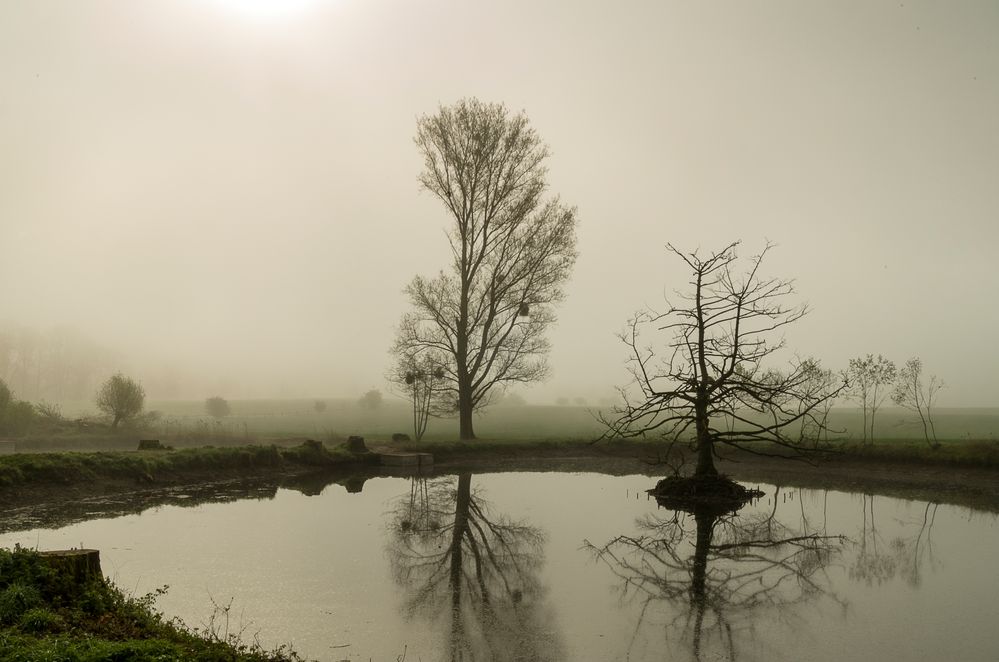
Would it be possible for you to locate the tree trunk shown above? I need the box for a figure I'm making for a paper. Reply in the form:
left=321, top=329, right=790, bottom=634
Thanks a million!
left=459, top=405, right=475, bottom=440
left=39, top=549, right=103, bottom=583
left=449, top=473, right=472, bottom=654
left=689, top=509, right=714, bottom=659
left=693, top=397, right=717, bottom=477
left=457, top=378, right=476, bottom=440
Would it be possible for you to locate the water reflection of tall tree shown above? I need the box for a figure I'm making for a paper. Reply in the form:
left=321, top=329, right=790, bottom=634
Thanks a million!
left=586, top=490, right=844, bottom=661
left=387, top=473, right=565, bottom=661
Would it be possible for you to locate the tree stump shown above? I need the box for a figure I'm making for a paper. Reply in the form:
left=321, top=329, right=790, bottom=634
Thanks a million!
left=346, top=436, right=368, bottom=453
left=302, top=439, right=324, bottom=452
left=38, top=549, right=103, bottom=583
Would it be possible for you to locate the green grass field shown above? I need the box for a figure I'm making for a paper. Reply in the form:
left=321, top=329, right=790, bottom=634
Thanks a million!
left=38, top=399, right=999, bottom=445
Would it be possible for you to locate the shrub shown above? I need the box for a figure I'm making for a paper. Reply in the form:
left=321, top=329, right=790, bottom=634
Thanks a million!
left=205, top=396, right=231, bottom=419
left=17, top=607, right=65, bottom=634
left=0, top=582, right=42, bottom=625
left=95, top=373, right=145, bottom=429
left=0, top=379, right=35, bottom=436
left=34, top=401, right=63, bottom=422
left=0, top=400, right=35, bottom=437
left=357, top=389, right=383, bottom=410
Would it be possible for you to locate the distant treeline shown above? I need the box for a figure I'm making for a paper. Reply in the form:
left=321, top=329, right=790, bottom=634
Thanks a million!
left=0, top=323, right=118, bottom=402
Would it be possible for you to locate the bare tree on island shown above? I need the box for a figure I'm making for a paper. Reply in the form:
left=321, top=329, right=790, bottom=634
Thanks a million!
left=602, top=242, right=845, bottom=488
left=393, top=99, right=578, bottom=440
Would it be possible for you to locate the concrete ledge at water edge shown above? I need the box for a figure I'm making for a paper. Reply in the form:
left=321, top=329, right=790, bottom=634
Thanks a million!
left=376, top=450, right=434, bottom=468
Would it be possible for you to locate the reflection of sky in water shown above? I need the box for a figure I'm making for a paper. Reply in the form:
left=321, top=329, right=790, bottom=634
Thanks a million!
left=1, top=473, right=997, bottom=661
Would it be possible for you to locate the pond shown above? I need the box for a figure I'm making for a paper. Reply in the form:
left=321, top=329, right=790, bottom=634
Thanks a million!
left=2, top=470, right=998, bottom=661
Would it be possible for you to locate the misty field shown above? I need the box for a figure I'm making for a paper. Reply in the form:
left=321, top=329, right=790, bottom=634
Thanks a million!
left=43, top=399, right=999, bottom=445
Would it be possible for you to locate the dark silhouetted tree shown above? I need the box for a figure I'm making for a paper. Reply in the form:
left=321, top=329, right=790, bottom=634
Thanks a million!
left=393, top=98, right=578, bottom=440
left=95, top=373, right=145, bottom=429
left=603, top=242, right=845, bottom=477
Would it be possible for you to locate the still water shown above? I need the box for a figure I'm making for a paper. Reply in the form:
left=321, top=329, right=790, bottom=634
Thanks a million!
left=2, top=471, right=997, bottom=661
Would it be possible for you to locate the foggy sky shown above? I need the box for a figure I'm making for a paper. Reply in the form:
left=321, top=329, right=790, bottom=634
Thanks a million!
left=2, top=0, right=997, bottom=406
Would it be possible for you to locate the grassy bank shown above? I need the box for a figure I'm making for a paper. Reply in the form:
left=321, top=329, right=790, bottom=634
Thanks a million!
left=1, top=436, right=998, bottom=497
left=0, top=547, right=303, bottom=661
left=0, top=442, right=359, bottom=490
left=391, top=435, right=999, bottom=469
left=833, top=439, right=999, bottom=468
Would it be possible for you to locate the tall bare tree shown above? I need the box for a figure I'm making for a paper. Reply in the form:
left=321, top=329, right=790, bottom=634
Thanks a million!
left=602, top=242, right=844, bottom=478
left=846, top=354, right=896, bottom=444
left=393, top=99, right=578, bottom=440
left=892, top=357, right=944, bottom=448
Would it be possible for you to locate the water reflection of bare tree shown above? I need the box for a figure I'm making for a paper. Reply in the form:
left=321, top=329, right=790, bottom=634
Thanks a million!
left=387, top=474, right=565, bottom=661
left=586, top=493, right=844, bottom=661
left=849, top=494, right=940, bottom=588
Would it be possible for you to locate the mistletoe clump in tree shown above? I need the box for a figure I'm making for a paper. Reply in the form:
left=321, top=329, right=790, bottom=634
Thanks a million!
left=603, top=242, right=844, bottom=501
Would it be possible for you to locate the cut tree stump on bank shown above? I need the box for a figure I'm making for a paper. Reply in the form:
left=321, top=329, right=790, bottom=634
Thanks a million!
left=38, top=549, right=103, bottom=583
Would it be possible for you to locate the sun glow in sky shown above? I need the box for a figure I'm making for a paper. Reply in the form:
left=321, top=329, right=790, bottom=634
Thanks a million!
left=1, top=0, right=997, bottom=405
left=211, top=0, right=324, bottom=20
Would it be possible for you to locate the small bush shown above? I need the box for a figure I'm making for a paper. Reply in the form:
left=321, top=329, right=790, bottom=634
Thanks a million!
left=17, top=607, right=65, bottom=634
left=0, top=400, right=35, bottom=436
left=205, top=396, right=231, bottom=419
left=33, top=401, right=63, bottom=422
left=0, top=582, right=43, bottom=625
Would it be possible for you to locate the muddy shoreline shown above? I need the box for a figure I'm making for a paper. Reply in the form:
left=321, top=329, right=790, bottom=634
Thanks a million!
left=2, top=445, right=997, bottom=535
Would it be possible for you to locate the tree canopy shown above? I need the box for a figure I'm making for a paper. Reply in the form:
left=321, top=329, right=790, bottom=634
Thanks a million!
left=604, top=242, right=844, bottom=476
left=393, top=98, right=578, bottom=440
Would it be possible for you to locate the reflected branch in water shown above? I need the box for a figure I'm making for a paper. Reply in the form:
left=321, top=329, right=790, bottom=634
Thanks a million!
left=386, top=474, right=565, bottom=661
left=585, top=492, right=845, bottom=661
left=849, top=495, right=941, bottom=588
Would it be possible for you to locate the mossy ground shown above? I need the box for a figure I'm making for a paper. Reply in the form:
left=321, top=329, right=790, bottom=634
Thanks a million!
left=0, top=441, right=359, bottom=490
left=0, top=547, right=302, bottom=661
